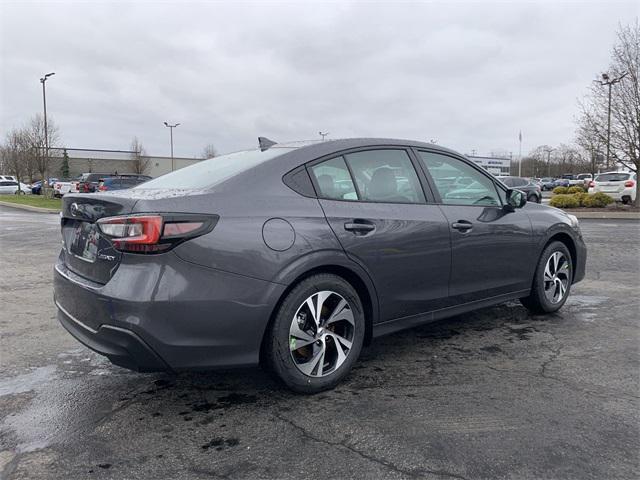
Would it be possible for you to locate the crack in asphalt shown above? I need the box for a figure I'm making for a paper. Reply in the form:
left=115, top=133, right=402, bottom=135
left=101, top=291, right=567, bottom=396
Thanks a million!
left=273, top=412, right=470, bottom=480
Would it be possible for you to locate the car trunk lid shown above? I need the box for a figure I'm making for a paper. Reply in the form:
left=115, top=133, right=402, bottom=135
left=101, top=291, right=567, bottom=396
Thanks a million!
left=60, top=193, right=140, bottom=285
left=60, top=189, right=213, bottom=284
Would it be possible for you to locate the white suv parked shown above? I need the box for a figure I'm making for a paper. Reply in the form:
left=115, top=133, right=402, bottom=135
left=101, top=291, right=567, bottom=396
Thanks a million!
left=588, top=172, right=637, bottom=204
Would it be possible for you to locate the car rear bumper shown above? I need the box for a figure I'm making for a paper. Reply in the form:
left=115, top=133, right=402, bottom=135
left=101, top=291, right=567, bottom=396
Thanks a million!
left=57, top=301, right=169, bottom=372
left=53, top=251, right=286, bottom=372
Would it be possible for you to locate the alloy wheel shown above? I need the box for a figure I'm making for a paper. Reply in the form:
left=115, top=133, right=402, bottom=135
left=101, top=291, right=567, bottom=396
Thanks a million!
left=289, top=290, right=355, bottom=377
left=543, top=251, right=570, bottom=304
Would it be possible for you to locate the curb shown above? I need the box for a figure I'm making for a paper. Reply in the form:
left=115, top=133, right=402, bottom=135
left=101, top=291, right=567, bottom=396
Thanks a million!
left=0, top=200, right=60, bottom=214
left=567, top=211, right=640, bottom=220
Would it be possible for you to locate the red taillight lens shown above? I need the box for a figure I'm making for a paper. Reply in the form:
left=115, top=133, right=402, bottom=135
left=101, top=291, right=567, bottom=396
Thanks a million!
left=98, top=215, right=162, bottom=247
left=588, top=181, right=595, bottom=188
left=163, top=222, right=204, bottom=237
left=98, top=185, right=107, bottom=191
left=624, top=180, right=635, bottom=188
left=96, top=214, right=217, bottom=253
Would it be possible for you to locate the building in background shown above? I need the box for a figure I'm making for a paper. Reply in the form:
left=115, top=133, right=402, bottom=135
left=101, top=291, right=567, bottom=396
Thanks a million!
left=466, top=155, right=511, bottom=176
left=48, top=147, right=202, bottom=178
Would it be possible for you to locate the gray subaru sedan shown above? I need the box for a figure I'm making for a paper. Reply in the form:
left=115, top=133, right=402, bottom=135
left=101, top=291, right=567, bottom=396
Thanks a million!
left=53, top=138, right=586, bottom=393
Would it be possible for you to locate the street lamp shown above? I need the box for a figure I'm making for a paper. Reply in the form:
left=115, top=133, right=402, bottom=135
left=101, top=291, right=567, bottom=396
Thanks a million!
left=164, top=122, right=180, bottom=171
left=40, top=72, right=55, bottom=192
left=598, top=71, right=628, bottom=169
left=544, top=147, right=554, bottom=177
left=319, top=131, right=329, bottom=141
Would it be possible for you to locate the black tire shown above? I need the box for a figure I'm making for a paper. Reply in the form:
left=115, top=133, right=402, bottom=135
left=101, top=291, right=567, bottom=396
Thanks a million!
left=527, top=193, right=539, bottom=203
left=265, top=274, right=365, bottom=394
left=520, top=241, right=573, bottom=314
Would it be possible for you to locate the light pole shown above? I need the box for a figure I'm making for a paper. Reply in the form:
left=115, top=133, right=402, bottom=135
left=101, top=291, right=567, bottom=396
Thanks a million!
left=164, top=122, right=180, bottom=171
left=544, top=147, right=554, bottom=177
left=518, top=131, right=523, bottom=177
left=40, top=72, right=55, bottom=193
left=599, top=72, right=627, bottom=170
left=319, top=131, right=329, bottom=141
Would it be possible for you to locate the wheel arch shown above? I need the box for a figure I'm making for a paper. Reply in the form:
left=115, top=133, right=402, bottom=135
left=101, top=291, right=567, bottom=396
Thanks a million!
left=259, top=261, right=379, bottom=366
left=541, top=231, right=578, bottom=280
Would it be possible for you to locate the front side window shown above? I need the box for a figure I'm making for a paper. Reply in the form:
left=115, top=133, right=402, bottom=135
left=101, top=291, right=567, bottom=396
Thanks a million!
left=418, top=151, right=501, bottom=206
left=344, top=149, right=425, bottom=204
left=309, top=157, right=357, bottom=200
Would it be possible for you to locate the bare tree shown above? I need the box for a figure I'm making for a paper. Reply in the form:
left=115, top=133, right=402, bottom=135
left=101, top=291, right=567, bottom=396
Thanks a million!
left=575, top=122, right=606, bottom=176
left=130, top=137, right=150, bottom=174
left=3, top=128, right=31, bottom=189
left=201, top=144, right=217, bottom=159
left=577, top=21, right=639, bottom=204
left=26, top=114, right=60, bottom=193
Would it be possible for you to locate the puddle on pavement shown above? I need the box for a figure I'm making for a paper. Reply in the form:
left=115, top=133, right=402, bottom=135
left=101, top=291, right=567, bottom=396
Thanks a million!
left=0, top=351, right=137, bottom=454
left=565, top=295, right=609, bottom=322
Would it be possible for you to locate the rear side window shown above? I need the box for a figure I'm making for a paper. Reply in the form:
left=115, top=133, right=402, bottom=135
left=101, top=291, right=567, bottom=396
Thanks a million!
left=595, top=173, right=630, bottom=182
left=500, top=177, right=515, bottom=187
left=120, top=178, right=140, bottom=187
left=344, top=150, right=425, bottom=204
left=136, top=149, right=285, bottom=189
left=310, top=157, right=357, bottom=200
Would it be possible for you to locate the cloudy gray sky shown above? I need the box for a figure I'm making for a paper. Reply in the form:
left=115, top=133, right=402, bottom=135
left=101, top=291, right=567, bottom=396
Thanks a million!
left=0, top=1, right=637, bottom=158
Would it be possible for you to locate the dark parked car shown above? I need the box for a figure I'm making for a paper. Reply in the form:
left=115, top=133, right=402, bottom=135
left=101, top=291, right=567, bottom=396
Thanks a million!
left=97, top=175, right=152, bottom=191
left=31, top=177, right=60, bottom=194
left=496, top=176, right=542, bottom=203
left=77, top=173, right=113, bottom=193
left=552, top=176, right=572, bottom=188
left=54, top=138, right=586, bottom=393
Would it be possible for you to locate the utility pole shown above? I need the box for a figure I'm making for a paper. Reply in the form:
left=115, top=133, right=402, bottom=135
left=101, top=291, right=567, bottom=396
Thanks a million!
left=319, top=131, right=329, bottom=141
left=544, top=147, right=554, bottom=177
left=518, top=131, right=523, bottom=177
left=40, top=72, right=55, bottom=194
left=599, top=72, right=627, bottom=170
left=164, top=122, right=180, bottom=171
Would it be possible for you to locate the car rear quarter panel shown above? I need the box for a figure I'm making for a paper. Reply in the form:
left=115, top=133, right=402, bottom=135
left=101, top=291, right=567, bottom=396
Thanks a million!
left=168, top=171, right=349, bottom=286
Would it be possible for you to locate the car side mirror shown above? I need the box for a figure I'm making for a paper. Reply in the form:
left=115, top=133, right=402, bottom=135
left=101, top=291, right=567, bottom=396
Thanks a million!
left=504, top=189, right=527, bottom=211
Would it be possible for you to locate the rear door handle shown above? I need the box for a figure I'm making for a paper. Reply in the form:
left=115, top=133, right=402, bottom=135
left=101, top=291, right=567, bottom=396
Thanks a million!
left=344, top=221, right=375, bottom=233
left=451, top=221, right=473, bottom=232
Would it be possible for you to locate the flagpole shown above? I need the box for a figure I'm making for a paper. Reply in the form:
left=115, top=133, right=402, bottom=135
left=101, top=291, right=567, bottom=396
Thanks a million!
left=518, top=131, right=522, bottom=177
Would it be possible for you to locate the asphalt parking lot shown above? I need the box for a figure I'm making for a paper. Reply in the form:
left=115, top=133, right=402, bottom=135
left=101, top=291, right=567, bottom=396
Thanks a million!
left=0, top=205, right=639, bottom=480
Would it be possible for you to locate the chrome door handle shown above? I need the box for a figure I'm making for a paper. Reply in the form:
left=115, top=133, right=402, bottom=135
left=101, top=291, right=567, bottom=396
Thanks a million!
left=344, top=222, right=375, bottom=233
left=452, top=221, right=473, bottom=232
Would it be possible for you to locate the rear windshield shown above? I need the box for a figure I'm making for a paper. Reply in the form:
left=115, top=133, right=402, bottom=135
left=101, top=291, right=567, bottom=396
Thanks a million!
left=135, top=149, right=286, bottom=189
left=595, top=173, right=630, bottom=182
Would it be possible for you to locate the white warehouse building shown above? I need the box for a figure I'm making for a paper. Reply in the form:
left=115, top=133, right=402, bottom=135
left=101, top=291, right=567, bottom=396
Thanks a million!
left=48, top=147, right=203, bottom=178
left=466, top=155, right=511, bottom=176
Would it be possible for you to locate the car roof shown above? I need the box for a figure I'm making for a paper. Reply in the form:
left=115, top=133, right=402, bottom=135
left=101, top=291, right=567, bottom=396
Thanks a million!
left=272, top=137, right=461, bottom=155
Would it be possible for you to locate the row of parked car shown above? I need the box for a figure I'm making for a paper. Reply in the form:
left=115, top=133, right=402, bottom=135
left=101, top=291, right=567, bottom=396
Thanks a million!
left=520, top=172, right=637, bottom=204
left=0, top=173, right=152, bottom=196
left=536, top=174, right=594, bottom=191
left=52, top=173, right=152, bottom=197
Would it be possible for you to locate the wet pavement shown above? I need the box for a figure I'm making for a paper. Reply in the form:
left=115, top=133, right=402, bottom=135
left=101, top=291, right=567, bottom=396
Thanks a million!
left=0, top=205, right=639, bottom=479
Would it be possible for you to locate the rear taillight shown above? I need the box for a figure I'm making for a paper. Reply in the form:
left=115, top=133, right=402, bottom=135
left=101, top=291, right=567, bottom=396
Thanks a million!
left=97, top=214, right=217, bottom=253
left=624, top=180, right=635, bottom=188
left=98, top=185, right=107, bottom=191
left=588, top=181, right=595, bottom=188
